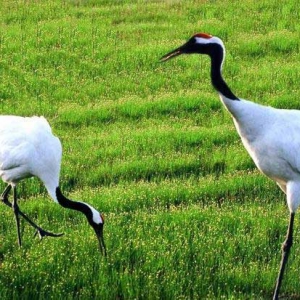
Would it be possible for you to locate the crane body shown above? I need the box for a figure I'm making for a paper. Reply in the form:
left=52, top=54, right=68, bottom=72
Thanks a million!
left=226, top=97, right=300, bottom=211
left=0, top=115, right=106, bottom=255
left=0, top=116, right=61, bottom=199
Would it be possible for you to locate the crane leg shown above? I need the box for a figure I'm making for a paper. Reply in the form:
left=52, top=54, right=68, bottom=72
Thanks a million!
left=1, top=184, right=63, bottom=244
left=273, top=212, right=295, bottom=300
left=12, top=186, right=22, bottom=247
left=1, top=184, right=12, bottom=203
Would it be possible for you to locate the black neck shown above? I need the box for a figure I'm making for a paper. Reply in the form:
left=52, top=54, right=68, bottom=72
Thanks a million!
left=208, top=44, right=239, bottom=101
left=56, top=187, right=94, bottom=225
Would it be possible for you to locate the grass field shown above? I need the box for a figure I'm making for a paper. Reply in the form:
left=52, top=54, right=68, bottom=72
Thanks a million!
left=1, top=0, right=300, bottom=299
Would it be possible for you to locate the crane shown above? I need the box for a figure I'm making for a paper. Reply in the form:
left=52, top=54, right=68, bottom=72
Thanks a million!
left=161, top=32, right=299, bottom=299
left=0, top=115, right=106, bottom=255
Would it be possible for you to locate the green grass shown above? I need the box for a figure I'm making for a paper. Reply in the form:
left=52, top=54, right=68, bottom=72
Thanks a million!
left=0, top=0, right=300, bottom=299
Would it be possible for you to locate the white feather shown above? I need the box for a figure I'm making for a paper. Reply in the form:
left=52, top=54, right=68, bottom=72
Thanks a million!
left=0, top=116, right=62, bottom=202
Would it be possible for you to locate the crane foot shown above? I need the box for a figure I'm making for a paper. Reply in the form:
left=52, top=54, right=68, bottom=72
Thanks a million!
left=33, top=228, right=64, bottom=240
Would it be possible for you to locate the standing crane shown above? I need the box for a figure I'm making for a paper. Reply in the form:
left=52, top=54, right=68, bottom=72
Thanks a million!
left=161, top=32, right=300, bottom=299
left=0, top=115, right=106, bottom=255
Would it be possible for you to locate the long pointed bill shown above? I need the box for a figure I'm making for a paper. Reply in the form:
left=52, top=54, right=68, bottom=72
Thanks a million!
left=160, top=46, right=183, bottom=62
left=98, top=234, right=107, bottom=257
left=95, top=226, right=107, bottom=256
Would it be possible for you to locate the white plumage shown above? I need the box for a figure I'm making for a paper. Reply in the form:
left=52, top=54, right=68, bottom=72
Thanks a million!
left=0, top=116, right=61, bottom=200
left=223, top=97, right=300, bottom=210
left=0, top=116, right=106, bottom=255
left=161, top=32, right=298, bottom=299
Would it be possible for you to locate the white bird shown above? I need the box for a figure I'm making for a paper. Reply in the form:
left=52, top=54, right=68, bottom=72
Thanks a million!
left=161, top=32, right=299, bottom=299
left=0, top=115, right=106, bottom=255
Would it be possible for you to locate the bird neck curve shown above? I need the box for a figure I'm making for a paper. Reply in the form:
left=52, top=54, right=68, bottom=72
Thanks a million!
left=208, top=43, right=239, bottom=101
left=55, top=187, right=103, bottom=225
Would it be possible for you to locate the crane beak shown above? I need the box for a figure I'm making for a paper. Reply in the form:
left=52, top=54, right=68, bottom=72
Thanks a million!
left=160, top=46, right=183, bottom=62
left=94, top=225, right=107, bottom=256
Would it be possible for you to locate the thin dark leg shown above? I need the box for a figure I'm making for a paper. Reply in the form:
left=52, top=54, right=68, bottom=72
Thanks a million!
left=1, top=185, right=63, bottom=242
left=12, top=186, right=22, bottom=247
left=1, top=184, right=12, bottom=203
left=273, top=212, right=295, bottom=300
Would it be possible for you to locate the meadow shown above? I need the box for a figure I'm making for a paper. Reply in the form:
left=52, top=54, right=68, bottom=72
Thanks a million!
left=0, top=0, right=300, bottom=299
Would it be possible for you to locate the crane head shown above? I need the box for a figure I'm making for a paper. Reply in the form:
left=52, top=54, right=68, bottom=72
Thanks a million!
left=160, top=33, right=224, bottom=62
left=90, top=213, right=107, bottom=256
left=55, top=187, right=107, bottom=255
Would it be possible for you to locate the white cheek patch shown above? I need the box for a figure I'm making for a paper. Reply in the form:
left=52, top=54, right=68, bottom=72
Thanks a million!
left=93, top=211, right=103, bottom=224
left=90, top=206, right=103, bottom=224
left=81, top=202, right=104, bottom=224
left=195, top=36, right=224, bottom=47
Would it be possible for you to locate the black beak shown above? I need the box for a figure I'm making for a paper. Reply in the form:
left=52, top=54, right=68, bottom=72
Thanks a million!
left=94, top=225, right=107, bottom=256
left=160, top=45, right=183, bottom=62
